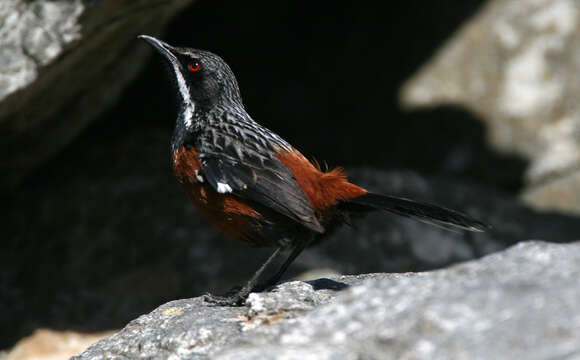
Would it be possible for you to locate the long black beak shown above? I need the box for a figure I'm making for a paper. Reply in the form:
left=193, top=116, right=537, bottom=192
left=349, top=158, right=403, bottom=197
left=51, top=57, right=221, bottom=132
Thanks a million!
left=138, top=35, right=178, bottom=62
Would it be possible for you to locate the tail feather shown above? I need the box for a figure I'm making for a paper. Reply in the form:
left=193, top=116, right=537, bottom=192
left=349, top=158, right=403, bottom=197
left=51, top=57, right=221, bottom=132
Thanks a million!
left=346, top=193, right=489, bottom=232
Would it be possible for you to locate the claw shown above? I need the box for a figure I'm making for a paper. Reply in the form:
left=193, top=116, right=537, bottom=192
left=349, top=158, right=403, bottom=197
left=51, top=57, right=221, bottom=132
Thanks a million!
left=203, top=293, right=246, bottom=307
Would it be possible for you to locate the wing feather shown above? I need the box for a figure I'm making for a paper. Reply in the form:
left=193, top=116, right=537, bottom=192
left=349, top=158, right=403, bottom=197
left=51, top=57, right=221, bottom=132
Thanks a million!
left=199, top=154, right=324, bottom=233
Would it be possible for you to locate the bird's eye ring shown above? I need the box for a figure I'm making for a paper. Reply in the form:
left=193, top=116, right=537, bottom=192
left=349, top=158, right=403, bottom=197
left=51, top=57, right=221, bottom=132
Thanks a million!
left=188, top=62, right=201, bottom=72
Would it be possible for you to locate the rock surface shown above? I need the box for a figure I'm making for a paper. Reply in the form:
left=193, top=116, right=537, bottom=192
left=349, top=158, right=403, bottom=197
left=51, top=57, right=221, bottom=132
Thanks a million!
left=0, top=0, right=192, bottom=188
left=1, top=1, right=81, bottom=100
left=400, top=0, right=580, bottom=213
left=73, top=241, right=580, bottom=359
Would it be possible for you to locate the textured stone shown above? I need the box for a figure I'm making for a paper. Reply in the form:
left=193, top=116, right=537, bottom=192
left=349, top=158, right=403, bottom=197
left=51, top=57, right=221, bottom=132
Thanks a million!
left=74, top=241, right=580, bottom=359
left=400, top=0, right=580, bottom=212
left=0, top=1, right=83, bottom=99
left=0, top=0, right=192, bottom=188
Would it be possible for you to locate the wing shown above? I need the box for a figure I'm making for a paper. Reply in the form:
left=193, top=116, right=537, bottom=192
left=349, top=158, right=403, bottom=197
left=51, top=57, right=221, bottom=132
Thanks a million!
left=198, top=151, right=324, bottom=234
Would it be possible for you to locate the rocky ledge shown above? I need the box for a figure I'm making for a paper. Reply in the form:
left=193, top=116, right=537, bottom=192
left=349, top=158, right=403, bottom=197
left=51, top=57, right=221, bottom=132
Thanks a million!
left=74, top=241, right=580, bottom=359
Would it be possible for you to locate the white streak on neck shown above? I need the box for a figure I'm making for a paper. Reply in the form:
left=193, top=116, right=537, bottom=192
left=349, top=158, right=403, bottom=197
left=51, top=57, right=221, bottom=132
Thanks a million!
left=173, top=63, right=195, bottom=128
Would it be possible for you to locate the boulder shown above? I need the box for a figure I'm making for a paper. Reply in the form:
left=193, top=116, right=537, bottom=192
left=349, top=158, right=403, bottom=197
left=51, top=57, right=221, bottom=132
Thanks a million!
left=400, top=0, right=580, bottom=213
left=74, top=241, right=580, bottom=359
left=0, top=0, right=192, bottom=188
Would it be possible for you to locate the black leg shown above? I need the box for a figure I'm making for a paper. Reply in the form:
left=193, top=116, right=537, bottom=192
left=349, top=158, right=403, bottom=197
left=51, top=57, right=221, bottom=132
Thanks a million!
left=204, top=246, right=285, bottom=306
left=204, top=237, right=312, bottom=306
left=254, top=240, right=310, bottom=292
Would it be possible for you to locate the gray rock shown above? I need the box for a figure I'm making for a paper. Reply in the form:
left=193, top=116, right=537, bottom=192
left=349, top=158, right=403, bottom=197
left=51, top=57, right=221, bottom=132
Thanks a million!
left=400, top=0, right=580, bottom=213
left=0, top=1, right=83, bottom=99
left=0, top=0, right=192, bottom=188
left=73, top=241, right=580, bottom=359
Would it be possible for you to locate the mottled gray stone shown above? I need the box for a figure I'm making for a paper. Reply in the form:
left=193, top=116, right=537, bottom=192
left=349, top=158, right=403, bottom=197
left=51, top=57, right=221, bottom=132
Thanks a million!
left=0, top=1, right=83, bottom=99
left=0, top=0, right=192, bottom=188
left=74, top=241, right=580, bottom=360
left=71, top=276, right=376, bottom=360
left=400, top=0, right=580, bottom=213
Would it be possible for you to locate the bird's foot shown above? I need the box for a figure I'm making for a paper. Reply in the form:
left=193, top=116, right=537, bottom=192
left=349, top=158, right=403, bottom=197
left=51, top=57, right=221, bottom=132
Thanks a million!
left=203, top=292, right=246, bottom=306
left=202, top=282, right=272, bottom=307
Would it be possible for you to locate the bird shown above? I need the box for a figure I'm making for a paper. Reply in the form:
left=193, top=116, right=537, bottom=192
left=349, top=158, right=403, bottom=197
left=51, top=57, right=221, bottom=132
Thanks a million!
left=138, top=35, right=488, bottom=306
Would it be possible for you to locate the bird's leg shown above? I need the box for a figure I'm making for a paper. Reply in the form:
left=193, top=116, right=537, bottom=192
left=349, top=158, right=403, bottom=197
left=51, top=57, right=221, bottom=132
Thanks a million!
left=204, top=246, right=286, bottom=306
left=204, top=236, right=313, bottom=306
left=253, top=238, right=311, bottom=292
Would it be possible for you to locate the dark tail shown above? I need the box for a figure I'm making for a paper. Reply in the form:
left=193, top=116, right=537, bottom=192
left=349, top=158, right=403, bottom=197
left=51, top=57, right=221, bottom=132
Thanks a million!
left=345, top=193, right=489, bottom=232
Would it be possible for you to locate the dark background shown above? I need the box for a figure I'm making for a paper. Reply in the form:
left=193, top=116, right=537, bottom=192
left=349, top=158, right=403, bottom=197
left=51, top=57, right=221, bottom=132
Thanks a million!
left=3, top=0, right=539, bottom=349
left=117, top=0, right=524, bottom=189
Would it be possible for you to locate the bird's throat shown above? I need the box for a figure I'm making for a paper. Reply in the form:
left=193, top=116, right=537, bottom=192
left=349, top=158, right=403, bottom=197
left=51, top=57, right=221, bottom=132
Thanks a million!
left=171, top=109, right=198, bottom=153
left=181, top=103, right=195, bottom=129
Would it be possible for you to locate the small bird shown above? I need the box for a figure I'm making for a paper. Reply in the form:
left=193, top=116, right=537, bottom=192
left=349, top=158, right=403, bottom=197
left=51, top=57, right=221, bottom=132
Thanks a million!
left=139, top=35, right=488, bottom=306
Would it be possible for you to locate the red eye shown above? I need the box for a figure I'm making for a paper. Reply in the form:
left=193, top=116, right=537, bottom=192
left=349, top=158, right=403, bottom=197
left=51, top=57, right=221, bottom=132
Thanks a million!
left=188, top=62, right=201, bottom=72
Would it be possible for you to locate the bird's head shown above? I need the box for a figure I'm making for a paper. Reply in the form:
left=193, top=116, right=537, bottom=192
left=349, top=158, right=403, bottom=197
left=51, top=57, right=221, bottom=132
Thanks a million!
left=138, top=35, right=242, bottom=120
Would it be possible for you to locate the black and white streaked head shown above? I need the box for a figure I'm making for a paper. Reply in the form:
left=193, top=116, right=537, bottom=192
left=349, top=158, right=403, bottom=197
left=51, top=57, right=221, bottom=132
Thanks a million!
left=138, top=35, right=291, bottom=157
left=138, top=35, right=243, bottom=128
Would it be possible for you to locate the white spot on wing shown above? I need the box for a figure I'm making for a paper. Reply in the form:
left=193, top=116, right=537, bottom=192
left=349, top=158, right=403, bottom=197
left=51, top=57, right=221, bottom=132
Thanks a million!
left=216, top=182, right=232, bottom=194
left=195, top=170, right=204, bottom=183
